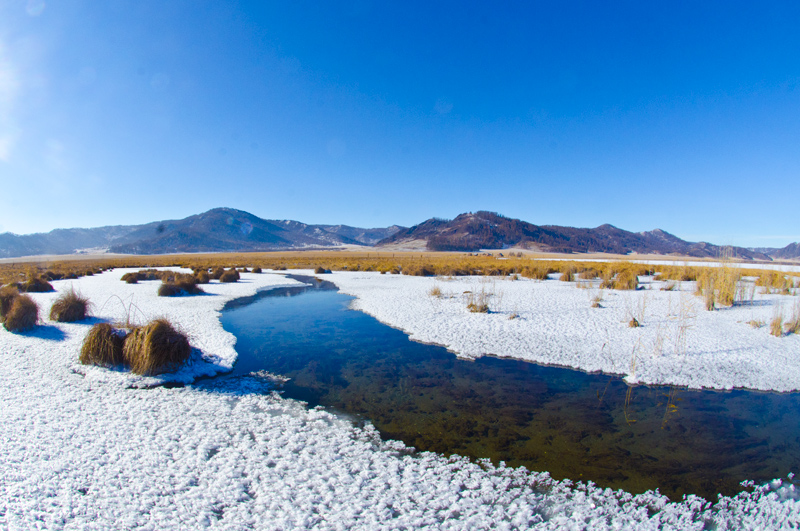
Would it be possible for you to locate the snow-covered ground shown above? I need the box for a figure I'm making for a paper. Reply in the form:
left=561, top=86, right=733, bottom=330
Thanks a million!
left=327, top=271, right=800, bottom=392
left=1, top=268, right=799, bottom=529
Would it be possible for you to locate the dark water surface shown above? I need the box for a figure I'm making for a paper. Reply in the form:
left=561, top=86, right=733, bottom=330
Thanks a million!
left=219, top=276, right=800, bottom=501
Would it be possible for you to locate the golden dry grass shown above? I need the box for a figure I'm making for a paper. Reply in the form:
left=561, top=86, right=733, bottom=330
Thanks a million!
left=49, top=288, right=89, bottom=322
left=3, top=294, right=39, bottom=332
left=123, top=319, right=191, bottom=375
left=0, top=285, right=20, bottom=318
left=80, top=323, right=126, bottom=367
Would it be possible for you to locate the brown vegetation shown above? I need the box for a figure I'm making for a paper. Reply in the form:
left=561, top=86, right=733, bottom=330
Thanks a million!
left=3, top=294, right=39, bottom=332
left=49, top=289, right=89, bottom=322
left=123, top=319, right=191, bottom=375
left=80, top=323, right=126, bottom=367
left=219, top=269, right=240, bottom=283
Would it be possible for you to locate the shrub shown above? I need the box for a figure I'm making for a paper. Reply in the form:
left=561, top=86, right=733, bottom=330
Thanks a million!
left=3, top=294, right=39, bottom=332
left=123, top=319, right=191, bottom=375
left=49, top=289, right=89, bottom=322
left=158, top=274, right=203, bottom=296
left=121, top=273, right=139, bottom=284
left=628, top=317, right=641, bottom=328
left=252, top=267, right=262, bottom=274
left=219, top=269, right=240, bottom=283
left=211, top=267, right=226, bottom=280
left=0, top=285, right=20, bottom=318
left=80, top=323, right=126, bottom=367
left=19, top=276, right=54, bottom=293
left=194, top=270, right=210, bottom=284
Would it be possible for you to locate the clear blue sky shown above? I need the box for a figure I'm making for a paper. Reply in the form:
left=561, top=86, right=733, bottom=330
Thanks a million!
left=1, top=1, right=798, bottom=247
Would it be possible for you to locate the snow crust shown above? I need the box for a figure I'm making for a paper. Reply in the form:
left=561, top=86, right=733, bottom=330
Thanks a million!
left=326, top=271, right=800, bottom=392
left=1, top=269, right=799, bottom=529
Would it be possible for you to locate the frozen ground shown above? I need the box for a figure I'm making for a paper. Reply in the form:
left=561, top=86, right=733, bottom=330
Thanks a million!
left=327, top=271, right=800, bottom=392
left=1, top=269, right=799, bottom=529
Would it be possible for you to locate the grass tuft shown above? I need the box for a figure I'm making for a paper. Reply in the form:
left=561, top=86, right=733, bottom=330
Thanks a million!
left=770, top=315, right=784, bottom=337
left=123, top=319, right=191, bottom=375
left=628, top=317, right=641, bottom=328
left=219, top=269, right=240, bottom=283
left=158, top=274, right=203, bottom=296
left=3, top=294, right=39, bottom=332
left=0, top=285, right=20, bottom=318
left=80, top=323, right=126, bottom=367
left=49, top=288, right=89, bottom=322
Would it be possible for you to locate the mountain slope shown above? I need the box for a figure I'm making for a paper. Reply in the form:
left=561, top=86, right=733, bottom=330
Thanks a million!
left=0, top=208, right=404, bottom=258
left=377, top=211, right=771, bottom=260
left=769, top=242, right=800, bottom=260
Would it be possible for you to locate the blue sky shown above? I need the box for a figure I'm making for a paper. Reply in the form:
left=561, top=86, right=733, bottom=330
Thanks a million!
left=0, top=1, right=798, bottom=247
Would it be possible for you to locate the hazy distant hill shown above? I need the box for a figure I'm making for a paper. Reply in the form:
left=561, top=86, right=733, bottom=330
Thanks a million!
left=377, top=211, right=772, bottom=260
left=768, top=242, right=800, bottom=260
left=0, top=208, right=403, bottom=258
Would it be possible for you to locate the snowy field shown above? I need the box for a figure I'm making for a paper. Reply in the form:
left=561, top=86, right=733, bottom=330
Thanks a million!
left=1, top=268, right=799, bottom=529
left=327, top=271, right=800, bottom=392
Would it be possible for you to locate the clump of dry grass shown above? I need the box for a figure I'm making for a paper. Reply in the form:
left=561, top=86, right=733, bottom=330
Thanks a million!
left=429, top=285, right=443, bottom=298
left=628, top=317, right=641, bottom=328
left=314, top=266, right=331, bottom=275
left=696, top=266, right=741, bottom=310
left=613, top=269, right=639, bottom=291
left=194, top=270, right=210, bottom=284
left=80, top=323, right=126, bottom=367
left=210, top=267, right=226, bottom=280
left=747, top=320, right=764, bottom=329
left=49, top=288, right=89, bottom=322
left=560, top=268, right=574, bottom=282
left=770, top=315, right=784, bottom=337
left=466, top=289, right=490, bottom=313
left=219, top=269, right=240, bottom=283
left=252, top=267, right=262, bottom=274
left=786, top=300, right=800, bottom=335
left=0, top=285, right=20, bottom=318
left=3, top=294, right=39, bottom=332
left=158, top=274, right=203, bottom=296
left=18, top=276, right=54, bottom=293
left=591, top=294, right=603, bottom=308
left=123, top=319, right=191, bottom=375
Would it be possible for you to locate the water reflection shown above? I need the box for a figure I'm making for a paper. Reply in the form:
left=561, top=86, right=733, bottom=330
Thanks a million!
left=219, top=276, right=800, bottom=501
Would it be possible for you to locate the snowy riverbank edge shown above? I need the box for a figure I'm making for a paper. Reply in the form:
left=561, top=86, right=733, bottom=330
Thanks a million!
left=324, top=271, right=800, bottom=392
left=0, top=269, right=798, bottom=529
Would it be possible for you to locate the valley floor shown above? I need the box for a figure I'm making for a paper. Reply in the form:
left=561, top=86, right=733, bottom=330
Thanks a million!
left=1, top=269, right=798, bottom=530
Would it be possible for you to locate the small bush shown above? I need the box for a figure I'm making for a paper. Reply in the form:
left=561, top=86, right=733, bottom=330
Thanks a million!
left=628, top=317, right=641, bottom=328
left=158, top=274, right=203, bottom=296
left=121, top=273, right=139, bottom=284
left=467, top=302, right=489, bottom=313
left=80, top=323, right=126, bottom=367
left=49, top=289, right=89, bottom=322
left=0, top=285, right=20, bottom=318
left=123, top=319, right=191, bottom=375
left=194, top=270, right=210, bottom=284
left=219, top=269, right=240, bottom=283
left=252, top=267, right=262, bottom=274
left=211, top=267, right=226, bottom=280
left=429, top=285, right=443, bottom=298
left=20, top=276, right=54, bottom=293
left=3, top=294, right=39, bottom=332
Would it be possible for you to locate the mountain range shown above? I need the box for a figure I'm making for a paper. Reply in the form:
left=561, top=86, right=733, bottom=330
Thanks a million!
left=379, top=211, right=781, bottom=260
left=0, top=207, right=797, bottom=260
left=0, top=208, right=402, bottom=258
